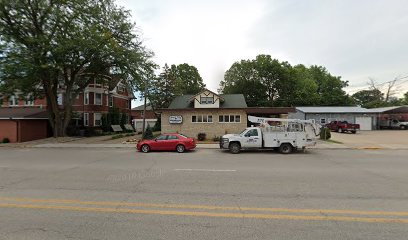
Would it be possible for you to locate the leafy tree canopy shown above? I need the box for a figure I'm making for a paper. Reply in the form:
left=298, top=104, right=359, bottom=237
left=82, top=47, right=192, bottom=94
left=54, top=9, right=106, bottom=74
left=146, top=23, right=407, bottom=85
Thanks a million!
left=220, top=55, right=352, bottom=107
left=0, top=0, right=155, bottom=136
left=148, top=63, right=205, bottom=109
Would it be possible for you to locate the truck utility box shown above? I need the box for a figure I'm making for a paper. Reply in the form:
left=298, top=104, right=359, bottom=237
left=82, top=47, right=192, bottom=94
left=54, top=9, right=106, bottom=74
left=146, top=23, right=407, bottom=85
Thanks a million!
left=220, top=116, right=321, bottom=154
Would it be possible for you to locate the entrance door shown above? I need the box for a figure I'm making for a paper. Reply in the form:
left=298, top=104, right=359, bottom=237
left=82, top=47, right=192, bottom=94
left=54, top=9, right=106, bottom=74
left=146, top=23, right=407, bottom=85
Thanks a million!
left=355, top=117, right=372, bottom=130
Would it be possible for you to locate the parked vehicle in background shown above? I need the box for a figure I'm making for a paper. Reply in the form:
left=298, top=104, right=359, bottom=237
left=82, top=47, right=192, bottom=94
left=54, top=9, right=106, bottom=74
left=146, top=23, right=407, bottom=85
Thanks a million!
left=137, top=133, right=196, bottom=153
left=379, top=119, right=408, bottom=130
left=220, top=116, right=321, bottom=154
left=326, top=121, right=359, bottom=133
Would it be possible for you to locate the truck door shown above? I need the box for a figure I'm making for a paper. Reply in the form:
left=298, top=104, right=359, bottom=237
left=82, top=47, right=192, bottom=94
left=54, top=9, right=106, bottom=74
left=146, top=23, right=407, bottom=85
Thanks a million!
left=242, top=129, right=262, bottom=148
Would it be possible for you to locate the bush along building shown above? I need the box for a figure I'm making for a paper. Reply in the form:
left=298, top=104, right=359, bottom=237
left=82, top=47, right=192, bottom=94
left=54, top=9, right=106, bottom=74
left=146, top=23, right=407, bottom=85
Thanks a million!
left=0, top=78, right=133, bottom=142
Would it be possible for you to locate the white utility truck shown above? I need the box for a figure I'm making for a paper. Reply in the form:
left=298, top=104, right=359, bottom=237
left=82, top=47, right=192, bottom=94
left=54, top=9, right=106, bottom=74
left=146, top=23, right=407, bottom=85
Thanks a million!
left=220, top=116, right=321, bottom=154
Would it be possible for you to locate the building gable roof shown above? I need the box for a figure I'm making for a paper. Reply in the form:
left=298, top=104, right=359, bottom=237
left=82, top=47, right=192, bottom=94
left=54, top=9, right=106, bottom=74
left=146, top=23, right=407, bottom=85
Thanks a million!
left=0, top=107, right=48, bottom=119
left=167, top=94, right=247, bottom=109
left=132, top=104, right=153, bottom=111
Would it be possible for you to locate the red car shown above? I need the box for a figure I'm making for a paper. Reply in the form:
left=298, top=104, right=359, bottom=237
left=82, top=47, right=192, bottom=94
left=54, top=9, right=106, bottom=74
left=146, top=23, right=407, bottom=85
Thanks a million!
left=136, top=133, right=196, bottom=153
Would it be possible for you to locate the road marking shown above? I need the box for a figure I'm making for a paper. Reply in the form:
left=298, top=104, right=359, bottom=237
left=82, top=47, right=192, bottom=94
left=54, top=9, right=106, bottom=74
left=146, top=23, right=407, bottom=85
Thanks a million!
left=174, top=169, right=237, bottom=172
left=0, top=203, right=407, bottom=224
left=1, top=197, right=408, bottom=217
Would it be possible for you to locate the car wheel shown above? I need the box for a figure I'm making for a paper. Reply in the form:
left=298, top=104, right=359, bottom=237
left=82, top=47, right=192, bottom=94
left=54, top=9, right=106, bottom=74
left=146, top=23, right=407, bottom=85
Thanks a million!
left=279, top=143, right=293, bottom=154
left=229, top=143, right=241, bottom=154
left=351, top=130, right=356, bottom=134
left=338, top=128, right=343, bottom=133
left=400, top=125, right=406, bottom=130
left=141, top=144, right=150, bottom=153
left=176, top=144, right=185, bottom=153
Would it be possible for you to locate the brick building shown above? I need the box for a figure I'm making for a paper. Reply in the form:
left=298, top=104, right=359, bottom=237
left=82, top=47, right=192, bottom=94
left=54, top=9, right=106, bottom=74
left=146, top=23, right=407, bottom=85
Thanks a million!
left=131, top=104, right=158, bottom=132
left=0, top=108, right=50, bottom=143
left=0, top=79, right=133, bottom=142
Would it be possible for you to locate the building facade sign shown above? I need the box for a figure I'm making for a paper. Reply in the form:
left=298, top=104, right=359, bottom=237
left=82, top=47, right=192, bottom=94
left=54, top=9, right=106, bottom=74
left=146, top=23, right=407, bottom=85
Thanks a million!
left=169, top=115, right=183, bottom=124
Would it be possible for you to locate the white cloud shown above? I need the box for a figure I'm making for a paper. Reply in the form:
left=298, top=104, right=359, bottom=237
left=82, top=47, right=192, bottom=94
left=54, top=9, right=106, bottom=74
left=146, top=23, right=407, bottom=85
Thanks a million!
left=118, top=0, right=408, bottom=106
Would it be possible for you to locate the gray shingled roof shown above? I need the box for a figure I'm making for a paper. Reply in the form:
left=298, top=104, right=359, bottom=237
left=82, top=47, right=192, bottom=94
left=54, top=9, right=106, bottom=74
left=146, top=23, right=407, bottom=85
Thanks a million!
left=0, top=107, right=48, bottom=119
left=167, top=94, right=247, bottom=109
left=132, top=104, right=153, bottom=111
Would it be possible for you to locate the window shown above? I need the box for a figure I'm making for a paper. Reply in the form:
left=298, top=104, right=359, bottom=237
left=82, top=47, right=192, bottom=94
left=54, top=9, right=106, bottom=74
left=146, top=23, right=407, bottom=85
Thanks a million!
left=219, top=115, right=241, bottom=123
left=94, top=93, right=102, bottom=105
left=192, top=115, right=213, bottom=123
left=245, top=129, right=259, bottom=137
left=200, top=96, right=214, bottom=104
left=94, top=113, right=102, bottom=126
left=84, top=92, right=89, bottom=105
left=320, top=118, right=326, bottom=124
left=167, top=135, right=179, bottom=140
left=9, top=96, right=18, bottom=106
left=109, top=96, right=113, bottom=107
left=25, top=96, right=34, bottom=106
left=156, top=135, right=167, bottom=140
left=84, top=113, right=89, bottom=126
left=140, top=110, right=144, bottom=117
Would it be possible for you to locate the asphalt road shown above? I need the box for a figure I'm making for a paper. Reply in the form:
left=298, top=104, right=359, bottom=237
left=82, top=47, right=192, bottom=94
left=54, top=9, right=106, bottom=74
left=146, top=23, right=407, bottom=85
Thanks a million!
left=0, top=147, right=407, bottom=240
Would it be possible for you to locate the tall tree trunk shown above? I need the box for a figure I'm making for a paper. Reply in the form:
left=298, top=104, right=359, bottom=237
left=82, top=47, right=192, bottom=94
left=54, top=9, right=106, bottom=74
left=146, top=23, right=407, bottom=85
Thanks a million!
left=44, top=82, right=64, bottom=138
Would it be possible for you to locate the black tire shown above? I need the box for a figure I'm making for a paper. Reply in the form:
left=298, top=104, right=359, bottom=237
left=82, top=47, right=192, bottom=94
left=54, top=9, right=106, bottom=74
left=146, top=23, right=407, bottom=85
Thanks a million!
left=338, top=128, right=343, bottom=133
left=400, top=125, right=406, bottom=130
left=351, top=130, right=356, bottom=134
left=279, top=143, right=293, bottom=154
left=141, top=144, right=150, bottom=153
left=176, top=144, right=185, bottom=153
left=229, top=142, right=241, bottom=154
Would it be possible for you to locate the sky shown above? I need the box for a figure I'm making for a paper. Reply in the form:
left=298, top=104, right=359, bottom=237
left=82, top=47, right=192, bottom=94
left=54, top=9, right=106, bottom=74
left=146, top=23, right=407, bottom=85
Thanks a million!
left=116, top=0, right=408, bottom=106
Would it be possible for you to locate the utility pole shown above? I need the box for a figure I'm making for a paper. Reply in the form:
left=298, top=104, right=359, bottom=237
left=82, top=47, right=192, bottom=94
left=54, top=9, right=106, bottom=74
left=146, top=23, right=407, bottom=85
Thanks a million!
left=141, top=88, right=147, bottom=138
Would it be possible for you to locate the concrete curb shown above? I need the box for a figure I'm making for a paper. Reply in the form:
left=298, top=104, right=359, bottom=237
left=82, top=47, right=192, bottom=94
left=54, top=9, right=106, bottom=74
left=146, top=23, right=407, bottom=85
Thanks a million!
left=1, top=143, right=407, bottom=150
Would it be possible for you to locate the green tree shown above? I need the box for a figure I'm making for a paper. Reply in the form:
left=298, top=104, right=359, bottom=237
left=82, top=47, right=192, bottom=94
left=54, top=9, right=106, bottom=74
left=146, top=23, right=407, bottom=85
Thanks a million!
left=352, top=89, right=385, bottom=108
left=171, top=63, right=205, bottom=95
left=148, top=64, right=177, bottom=109
left=0, top=0, right=155, bottom=137
left=403, top=92, right=408, bottom=105
left=220, top=55, right=351, bottom=107
left=221, top=59, right=268, bottom=107
left=308, top=66, right=352, bottom=106
left=148, top=63, right=205, bottom=109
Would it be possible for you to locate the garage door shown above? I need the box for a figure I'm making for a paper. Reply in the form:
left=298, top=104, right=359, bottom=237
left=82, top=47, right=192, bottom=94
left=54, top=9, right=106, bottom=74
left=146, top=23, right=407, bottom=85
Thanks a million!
left=355, top=117, right=372, bottom=130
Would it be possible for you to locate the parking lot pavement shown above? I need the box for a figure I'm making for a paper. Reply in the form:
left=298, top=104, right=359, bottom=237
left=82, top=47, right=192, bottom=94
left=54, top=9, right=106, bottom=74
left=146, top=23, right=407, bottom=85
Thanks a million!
left=331, top=130, right=408, bottom=149
left=0, top=148, right=407, bottom=240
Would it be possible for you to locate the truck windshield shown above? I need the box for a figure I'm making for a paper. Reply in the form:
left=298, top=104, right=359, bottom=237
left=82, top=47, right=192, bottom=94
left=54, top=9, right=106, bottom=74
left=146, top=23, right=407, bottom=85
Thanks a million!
left=239, top=129, right=248, bottom=136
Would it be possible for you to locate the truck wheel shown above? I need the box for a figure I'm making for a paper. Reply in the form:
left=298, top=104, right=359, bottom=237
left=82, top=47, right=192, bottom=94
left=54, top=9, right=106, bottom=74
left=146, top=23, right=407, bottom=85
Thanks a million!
left=351, top=130, right=356, bottom=134
left=400, top=125, right=406, bottom=130
left=338, top=128, right=343, bottom=133
left=279, top=143, right=293, bottom=154
left=229, top=143, right=241, bottom=154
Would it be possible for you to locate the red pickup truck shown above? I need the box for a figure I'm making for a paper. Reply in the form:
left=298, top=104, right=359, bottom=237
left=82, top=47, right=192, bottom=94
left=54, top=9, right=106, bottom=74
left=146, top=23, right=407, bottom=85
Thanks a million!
left=326, top=121, right=360, bottom=134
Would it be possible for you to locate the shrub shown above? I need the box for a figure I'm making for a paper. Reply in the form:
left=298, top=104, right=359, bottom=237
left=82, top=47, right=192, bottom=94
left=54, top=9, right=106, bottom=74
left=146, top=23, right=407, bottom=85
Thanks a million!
left=143, top=124, right=154, bottom=139
left=320, top=127, right=331, bottom=140
left=152, top=118, right=161, bottom=132
left=2, top=138, right=10, bottom=143
left=197, top=132, right=206, bottom=141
